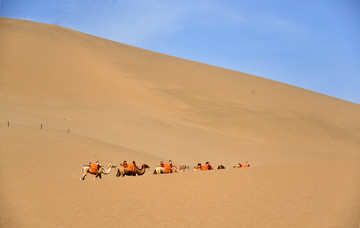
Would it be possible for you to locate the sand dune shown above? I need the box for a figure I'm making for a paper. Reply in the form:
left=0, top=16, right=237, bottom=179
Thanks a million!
left=1, top=17, right=360, bottom=227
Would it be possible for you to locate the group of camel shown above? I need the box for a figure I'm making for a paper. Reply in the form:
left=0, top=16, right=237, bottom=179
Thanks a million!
left=80, top=163, right=150, bottom=180
left=80, top=161, right=250, bottom=180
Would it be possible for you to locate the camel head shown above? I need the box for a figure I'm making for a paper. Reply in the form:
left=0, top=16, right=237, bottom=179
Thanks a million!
left=138, top=163, right=150, bottom=169
left=100, top=164, right=116, bottom=171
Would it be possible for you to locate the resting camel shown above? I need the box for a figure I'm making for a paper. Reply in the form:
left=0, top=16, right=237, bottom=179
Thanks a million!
left=193, top=163, right=213, bottom=171
left=217, top=165, right=226, bottom=169
left=116, top=164, right=150, bottom=177
left=152, top=165, right=178, bottom=175
left=80, top=164, right=116, bottom=180
left=178, top=164, right=189, bottom=173
left=233, top=161, right=251, bottom=168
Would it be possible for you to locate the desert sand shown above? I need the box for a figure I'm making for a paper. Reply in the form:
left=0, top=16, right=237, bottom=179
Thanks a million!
left=0, top=17, right=359, bottom=227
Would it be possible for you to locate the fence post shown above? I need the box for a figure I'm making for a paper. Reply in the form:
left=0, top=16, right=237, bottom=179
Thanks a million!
left=8, top=121, right=10, bottom=127
left=41, top=124, right=43, bottom=130
left=67, top=129, right=70, bottom=134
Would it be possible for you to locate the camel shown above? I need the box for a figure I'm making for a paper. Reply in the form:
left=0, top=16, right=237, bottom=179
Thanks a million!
left=178, top=164, right=189, bottom=173
left=217, top=165, right=226, bottom=169
left=80, top=163, right=116, bottom=180
left=233, top=161, right=251, bottom=168
left=152, top=166, right=178, bottom=174
left=116, top=164, right=150, bottom=177
left=193, top=163, right=213, bottom=171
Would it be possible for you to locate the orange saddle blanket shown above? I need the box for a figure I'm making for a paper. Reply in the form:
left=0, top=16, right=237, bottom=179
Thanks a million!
left=127, top=163, right=135, bottom=172
left=164, top=164, right=171, bottom=173
left=90, top=164, right=98, bottom=174
left=201, top=165, right=208, bottom=170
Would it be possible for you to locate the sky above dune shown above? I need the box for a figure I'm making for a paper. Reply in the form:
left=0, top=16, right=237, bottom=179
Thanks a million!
left=1, top=0, right=359, bottom=104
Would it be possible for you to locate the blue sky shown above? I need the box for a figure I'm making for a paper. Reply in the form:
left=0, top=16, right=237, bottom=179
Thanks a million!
left=1, top=0, right=359, bottom=104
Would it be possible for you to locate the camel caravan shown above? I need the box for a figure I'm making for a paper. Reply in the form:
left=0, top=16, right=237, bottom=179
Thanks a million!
left=80, top=160, right=250, bottom=180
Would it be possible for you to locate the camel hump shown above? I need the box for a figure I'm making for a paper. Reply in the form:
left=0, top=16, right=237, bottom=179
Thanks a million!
left=164, top=164, right=171, bottom=173
left=128, top=163, right=135, bottom=172
left=90, top=164, right=98, bottom=173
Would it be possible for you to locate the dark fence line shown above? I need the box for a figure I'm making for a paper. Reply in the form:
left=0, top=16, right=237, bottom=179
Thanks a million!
left=1, top=121, right=70, bottom=133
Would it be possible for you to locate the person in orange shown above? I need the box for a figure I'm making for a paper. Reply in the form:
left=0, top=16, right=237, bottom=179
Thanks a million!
left=122, top=160, right=128, bottom=168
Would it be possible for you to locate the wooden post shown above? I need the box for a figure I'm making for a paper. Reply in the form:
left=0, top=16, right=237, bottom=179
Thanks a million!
left=67, top=129, right=70, bottom=134
left=8, top=121, right=9, bottom=127
left=41, top=124, right=43, bottom=130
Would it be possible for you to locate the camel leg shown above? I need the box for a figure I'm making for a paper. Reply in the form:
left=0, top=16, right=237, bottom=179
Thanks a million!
left=80, top=171, right=84, bottom=180
left=80, top=168, right=87, bottom=180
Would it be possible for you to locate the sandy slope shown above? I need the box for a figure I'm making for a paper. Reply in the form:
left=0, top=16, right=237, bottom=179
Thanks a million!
left=1, top=17, right=360, bottom=227
left=1, top=17, right=359, bottom=165
left=1, top=128, right=359, bottom=227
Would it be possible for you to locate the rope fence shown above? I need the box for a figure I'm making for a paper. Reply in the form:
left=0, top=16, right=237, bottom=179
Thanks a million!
left=1, top=121, right=70, bottom=134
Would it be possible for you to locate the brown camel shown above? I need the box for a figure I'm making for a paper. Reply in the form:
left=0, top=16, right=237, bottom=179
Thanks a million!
left=116, top=164, right=150, bottom=177
left=80, top=164, right=116, bottom=180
